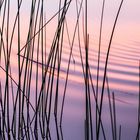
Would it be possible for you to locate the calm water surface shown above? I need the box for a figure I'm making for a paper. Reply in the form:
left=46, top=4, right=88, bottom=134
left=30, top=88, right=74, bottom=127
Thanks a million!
left=0, top=0, right=140, bottom=139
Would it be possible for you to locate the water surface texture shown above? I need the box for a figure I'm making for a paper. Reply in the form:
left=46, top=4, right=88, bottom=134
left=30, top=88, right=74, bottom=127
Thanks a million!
left=0, top=0, right=140, bottom=139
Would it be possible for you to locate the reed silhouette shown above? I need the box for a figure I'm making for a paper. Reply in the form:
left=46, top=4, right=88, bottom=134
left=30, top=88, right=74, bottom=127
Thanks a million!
left=0, top=0, right=139, bottom=140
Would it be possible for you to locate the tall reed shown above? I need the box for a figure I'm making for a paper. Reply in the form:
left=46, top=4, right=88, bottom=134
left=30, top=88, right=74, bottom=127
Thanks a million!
left=1, top=0, right=139, bottom=140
